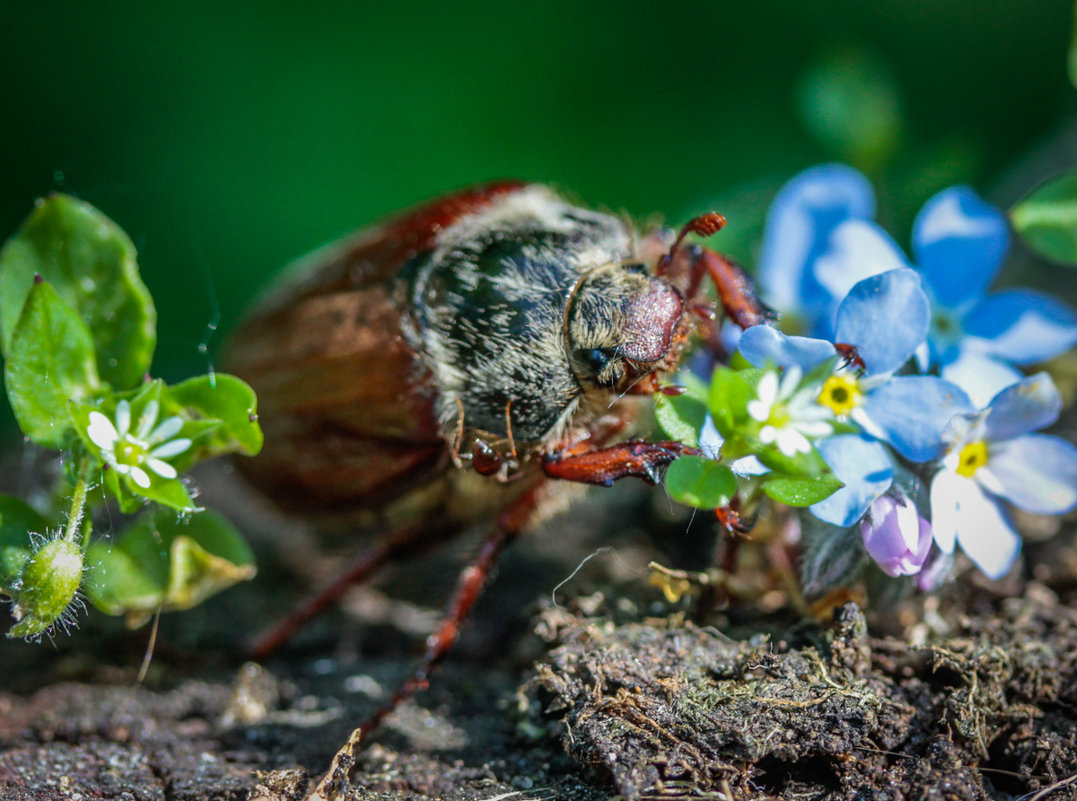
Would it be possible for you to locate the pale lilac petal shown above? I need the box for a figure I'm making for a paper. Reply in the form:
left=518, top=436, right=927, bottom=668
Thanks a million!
left=86, top=412, right=120, bottom=450
left=982, top=372, right=1061, bottom=442
left=813, top=220, right=910, bottom=311
left=860, top=495, right=933, bottom=577
left=149, top=438, right=191, bottom=459
left=758, top=164, right=875, bottom=317
left=940, top=352, right=1022, bottom=410
left=912, top=186, right=1009, bottom=308
left=963, top=289, right=1077, bottom=365
left=736, top=325, right=837, bottom=371
left=834, top=268, right=929, bottom=375
left=114, top=401, right=131, bottom=438
left=811, top=434, right=894, bottom=527
left=146, top=458, right=178, bottom=479
left=128, top=466, right=151, bottom=489
left=150, top=415, right=184, bottom=443
left=982, top=434, right=1077, bottom=514
left=860, top=376, right=973, bottom=462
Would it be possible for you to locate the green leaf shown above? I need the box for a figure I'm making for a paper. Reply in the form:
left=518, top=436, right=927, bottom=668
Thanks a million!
left=762, top=473, right=844, bottom=507
left=0, top=496, right=49, bottom=595
left=1011, top=171, right=1077, bottom=266
left=756, top=441, right=833, bottom=479
left=654, top=374, right=708, bottom=447
left=5, top=281, right=100, bottom=447
left=166, top=374, right=264, bottom=460
left=709, top=366, right=763, bottom=436
left=665, top=456, right=737, bottom=509
left=0, top=194, right=155, bottom=387
left=85, top=509, right=255, bottom=625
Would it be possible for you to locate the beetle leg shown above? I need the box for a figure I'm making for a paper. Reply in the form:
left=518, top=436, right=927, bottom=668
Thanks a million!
left=312, top=480, right=552, bottom=793
left=542, top=439, right=697, bottom=486
left=249, top=522, right=456, bottom=660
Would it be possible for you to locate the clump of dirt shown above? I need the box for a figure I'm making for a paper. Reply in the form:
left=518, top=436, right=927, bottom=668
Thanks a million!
left=527, top=582, right=1077, bottom=800
left=2, top=466, right=1077, bottom=800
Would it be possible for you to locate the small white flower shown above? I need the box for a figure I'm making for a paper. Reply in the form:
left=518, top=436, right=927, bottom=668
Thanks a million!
left=749, top=366, right=835, bottom=457
left=87, top=399, right=192, bottom=489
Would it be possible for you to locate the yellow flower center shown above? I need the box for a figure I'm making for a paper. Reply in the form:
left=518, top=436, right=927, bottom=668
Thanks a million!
left=115, top=438, right=148, bottom=467
left=818, top=374, right=861, bottom=416
left=956, top=441, right=989, bottom=477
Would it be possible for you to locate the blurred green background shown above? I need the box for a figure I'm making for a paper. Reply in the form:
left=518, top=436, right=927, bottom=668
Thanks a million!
left=2, top=0, right=1075, bottom=395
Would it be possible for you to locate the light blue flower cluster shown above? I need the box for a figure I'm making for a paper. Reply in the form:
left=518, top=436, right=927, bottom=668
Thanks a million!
left=736, top=165, right=1077, bottom=581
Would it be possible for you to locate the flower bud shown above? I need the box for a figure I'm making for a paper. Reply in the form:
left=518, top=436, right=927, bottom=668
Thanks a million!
left=859, top=494, right=932, bottom=578
left=8, top=537, right=83, bottom=639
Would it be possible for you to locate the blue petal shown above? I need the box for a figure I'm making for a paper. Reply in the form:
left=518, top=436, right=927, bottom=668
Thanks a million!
left=759, top=164, right=875, bottom=318
left=835, top=268, right=930, bottom=375
left=931, top=470, right=1020, bottom=579
left=982, top=372, right=1062, bottom=442
left=736, top=324, right=837, bottom=370
left=860, top=376, right=973, bottom=462
left=963, top=289, right=1077, bottom=365
left=912, top=186, right=1009, bottom=308
left=982, top=434, right=1077, bottom=514
left=812, top=220, right=910, bottom=333
left=940, top=352, right=1023, bottom=410
left=810, top=435, right=894, bottom=527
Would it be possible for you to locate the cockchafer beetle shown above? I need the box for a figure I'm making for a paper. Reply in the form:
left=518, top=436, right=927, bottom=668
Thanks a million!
left=225, top=181, right=769, bottom=749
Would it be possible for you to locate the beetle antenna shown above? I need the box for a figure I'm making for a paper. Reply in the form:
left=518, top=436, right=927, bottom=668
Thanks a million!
left=657, top=212, right=727, bottom=277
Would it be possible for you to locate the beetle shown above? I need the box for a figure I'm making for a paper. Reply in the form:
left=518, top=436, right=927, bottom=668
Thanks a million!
left=225, top=181, right=769, bottom=749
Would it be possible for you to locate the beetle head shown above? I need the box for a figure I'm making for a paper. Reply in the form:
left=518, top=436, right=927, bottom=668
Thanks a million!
left=565, top=263, right=686, bottom=392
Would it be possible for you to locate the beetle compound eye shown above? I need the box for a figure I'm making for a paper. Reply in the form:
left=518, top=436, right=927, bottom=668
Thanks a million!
left=584, top=348, right=611, bottom=374
left=579, top=348, right=625, bottom=388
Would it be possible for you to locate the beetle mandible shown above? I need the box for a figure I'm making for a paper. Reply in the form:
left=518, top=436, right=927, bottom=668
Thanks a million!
left=226, top=181, right=769, bottom=743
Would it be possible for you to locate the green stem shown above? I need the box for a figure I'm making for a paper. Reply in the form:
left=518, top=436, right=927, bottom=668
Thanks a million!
left=63, top=459, right=92, bottom=544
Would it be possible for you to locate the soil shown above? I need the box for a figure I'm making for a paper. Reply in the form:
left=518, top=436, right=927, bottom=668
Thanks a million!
left=2, top=462, right=1077, bottom=801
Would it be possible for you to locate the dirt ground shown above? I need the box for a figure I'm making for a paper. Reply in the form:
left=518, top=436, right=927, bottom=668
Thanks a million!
left=2, top=461, right=1077, bottom=801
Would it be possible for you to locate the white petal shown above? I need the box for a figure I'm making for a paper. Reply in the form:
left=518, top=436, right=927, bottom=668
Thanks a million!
left=147, top=458, right=178, bottom=479
left=136, top=400, right=160, bottom=439
left=796, top=420, right=834, bottom=438
left=150, top=438, right=191, bottom=458
left=115, top=400, right=131, bottom=437
left=777, top=428, right=811, bottom=456
left=759, top=425, right=778, bottom=445
left=150, top=415, right=184, bottom=442
left=128, top=466, right=151, bottom=488
left=931, top=469, right=1020, bottom=578
left=953, top=488, right=1021, bottom=580
left=930, top=469, right=968, bottom=553
left=87, top=412, right=119, bottom=450
left=757, top=372, right=778, bottom=406
left=778, top=365, right=803, bottom=399
left=747, top=399, right=771, bottom=422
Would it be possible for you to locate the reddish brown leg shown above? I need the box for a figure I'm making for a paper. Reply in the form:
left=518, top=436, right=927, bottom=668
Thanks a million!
left=250, top=522, right=453, bottom=660
left=542, top=439, right=696, bottom=486
left=310, top=481, right=551, bottom=797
